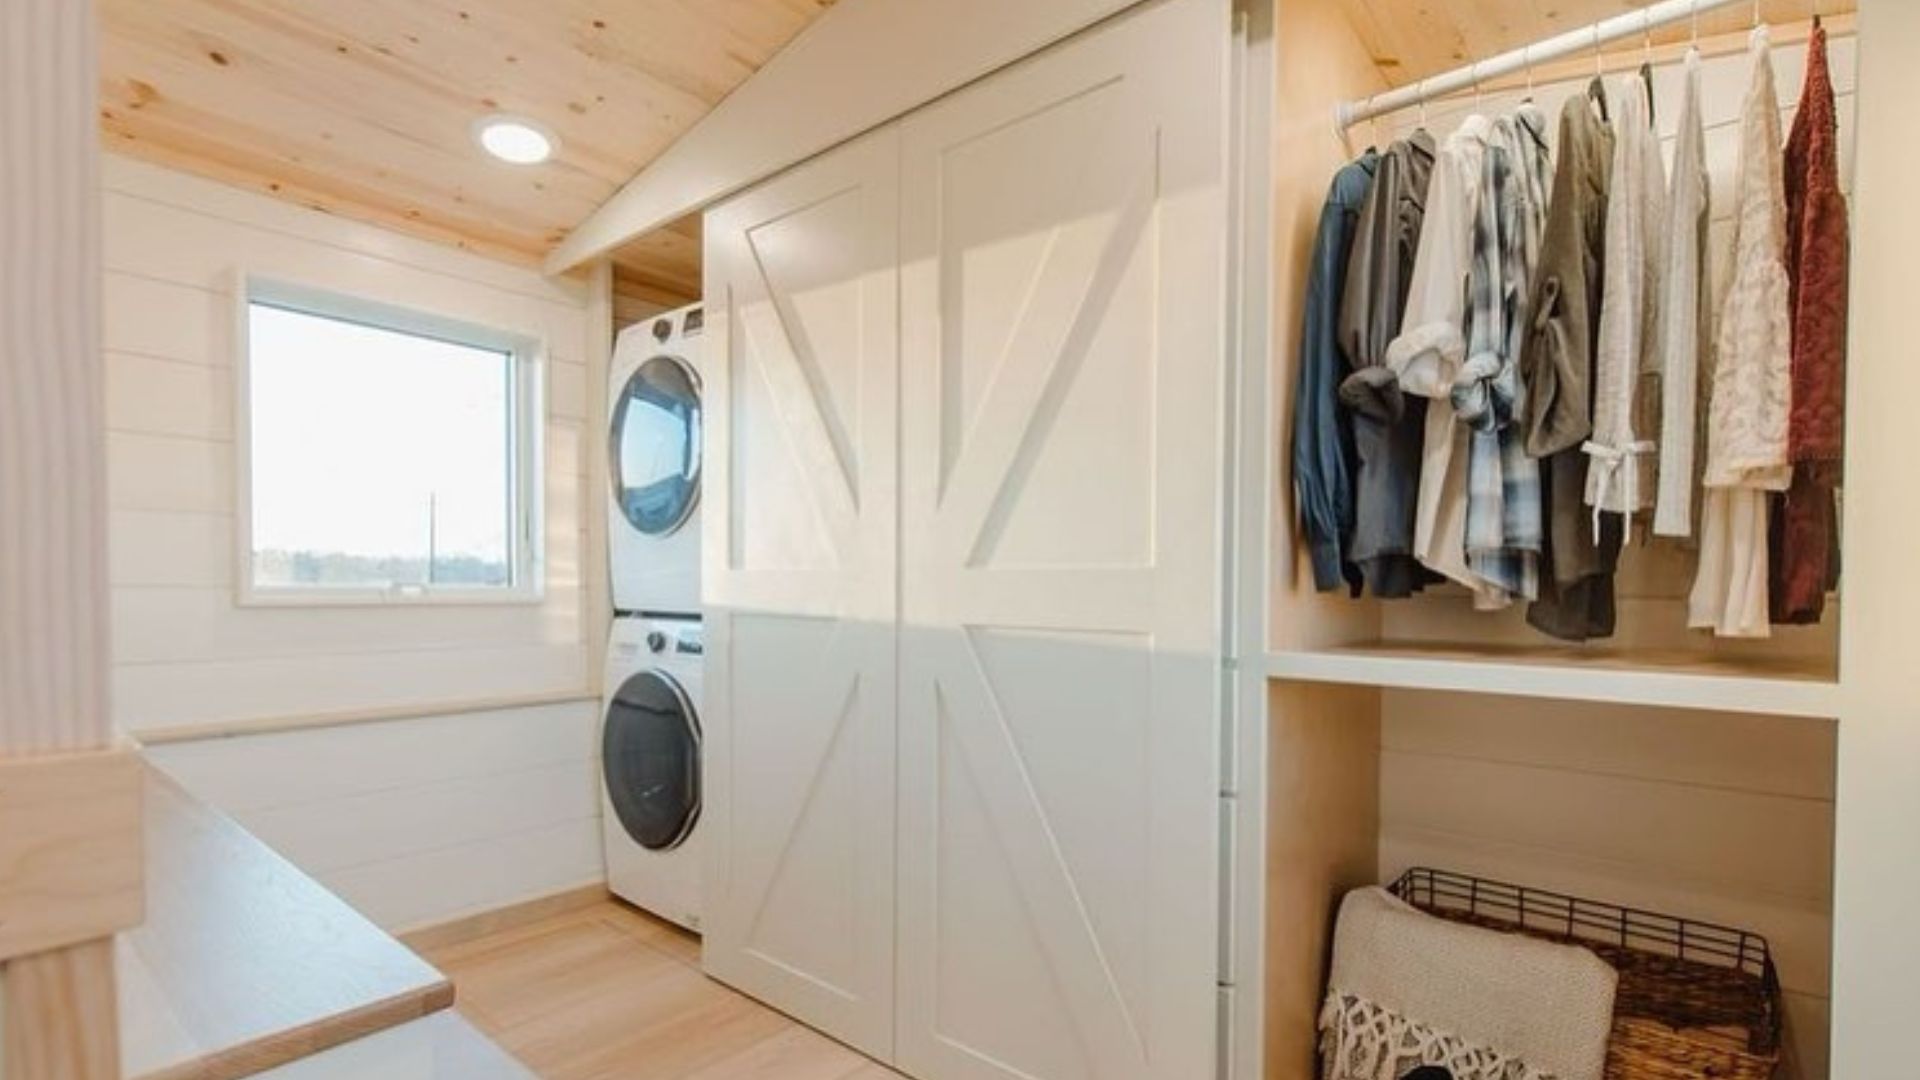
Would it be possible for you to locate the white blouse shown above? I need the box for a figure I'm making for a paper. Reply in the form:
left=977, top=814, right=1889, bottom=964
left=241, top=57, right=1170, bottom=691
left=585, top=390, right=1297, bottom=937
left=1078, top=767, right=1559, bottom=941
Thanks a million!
left=1387, top=116, right=1500, bottom=600
left=1654, top=49, right=1711, bottom=538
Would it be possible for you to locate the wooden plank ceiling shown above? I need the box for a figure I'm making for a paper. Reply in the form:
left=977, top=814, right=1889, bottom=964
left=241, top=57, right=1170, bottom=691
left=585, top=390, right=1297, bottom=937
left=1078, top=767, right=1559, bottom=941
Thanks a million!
left=1335, top=0, right=1853, bottom=86
left=98, top=0, right=836, bottom=300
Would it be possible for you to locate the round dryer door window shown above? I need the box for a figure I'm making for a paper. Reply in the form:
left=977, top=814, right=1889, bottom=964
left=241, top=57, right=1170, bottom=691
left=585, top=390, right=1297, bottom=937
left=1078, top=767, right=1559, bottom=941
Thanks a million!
left=602, top=671, right=701, bottom=851
left=611, top=355, right=702, bottom=536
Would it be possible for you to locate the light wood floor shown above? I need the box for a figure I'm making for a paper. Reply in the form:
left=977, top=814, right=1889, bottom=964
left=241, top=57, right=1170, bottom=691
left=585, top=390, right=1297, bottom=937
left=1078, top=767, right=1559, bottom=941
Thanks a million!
left=417, top=900, right=905, bottom=1080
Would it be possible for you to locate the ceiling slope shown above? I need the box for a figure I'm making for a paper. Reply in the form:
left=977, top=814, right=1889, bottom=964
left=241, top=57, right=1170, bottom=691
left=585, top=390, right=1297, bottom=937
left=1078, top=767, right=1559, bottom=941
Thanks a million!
left=98, top=0, right=834, bottom=295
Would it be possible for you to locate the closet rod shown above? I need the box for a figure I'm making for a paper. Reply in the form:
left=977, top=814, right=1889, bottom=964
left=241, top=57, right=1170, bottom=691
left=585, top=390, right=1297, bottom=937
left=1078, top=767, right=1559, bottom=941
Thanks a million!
left=1336, top=0, right=1750, bottom=130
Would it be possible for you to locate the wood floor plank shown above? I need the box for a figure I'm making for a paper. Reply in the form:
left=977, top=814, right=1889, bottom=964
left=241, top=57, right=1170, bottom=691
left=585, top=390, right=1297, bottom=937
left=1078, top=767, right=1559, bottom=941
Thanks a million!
left=422, top=900, right=905, bottom=1080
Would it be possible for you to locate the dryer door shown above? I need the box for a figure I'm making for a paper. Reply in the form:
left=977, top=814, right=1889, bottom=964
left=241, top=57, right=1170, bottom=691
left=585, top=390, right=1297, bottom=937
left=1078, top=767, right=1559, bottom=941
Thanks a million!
left=603, top=670, right=701, bottom=851
left=610, top=354, right=702, bottom=537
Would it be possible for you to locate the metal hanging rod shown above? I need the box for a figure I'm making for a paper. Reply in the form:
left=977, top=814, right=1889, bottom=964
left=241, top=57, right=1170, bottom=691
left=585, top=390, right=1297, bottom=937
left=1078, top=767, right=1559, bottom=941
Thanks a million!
left=1336, top=0, right=1754, bottom=130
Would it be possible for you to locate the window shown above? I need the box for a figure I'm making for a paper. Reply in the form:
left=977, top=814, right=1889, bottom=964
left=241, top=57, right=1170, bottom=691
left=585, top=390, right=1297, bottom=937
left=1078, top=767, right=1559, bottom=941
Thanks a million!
left=239, top=279, right=542, bottom=604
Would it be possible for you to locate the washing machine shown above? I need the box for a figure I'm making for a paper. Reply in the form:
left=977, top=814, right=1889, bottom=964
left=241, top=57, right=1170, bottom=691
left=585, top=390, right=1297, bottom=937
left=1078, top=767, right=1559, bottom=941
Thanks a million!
left=600, top=614, right=704, bottom=931
left=607, top=303, right=704, bottom=616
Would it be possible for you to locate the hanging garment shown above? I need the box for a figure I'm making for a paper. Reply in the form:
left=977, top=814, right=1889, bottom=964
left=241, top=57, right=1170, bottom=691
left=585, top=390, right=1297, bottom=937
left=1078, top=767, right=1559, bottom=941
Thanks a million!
left=1454, top=112, right=1551, bottom=600
left=1521, top=87, right=1611, bottom=458
left=1387, top=116, right=1502, bottom=605
left=1584, top=75, right=1666, bottom=524
left=1654, top=48, right=1712, bottom=539
left=1339, top=132, right=1440, bottom=598
left=1520, top=84, right=1622, bottom=642
left=1691, top=26, right=1793, bottom=639
left=1294, top=151, right=1379, bottom=595
left=1770, top=20, right=1850, bottom=624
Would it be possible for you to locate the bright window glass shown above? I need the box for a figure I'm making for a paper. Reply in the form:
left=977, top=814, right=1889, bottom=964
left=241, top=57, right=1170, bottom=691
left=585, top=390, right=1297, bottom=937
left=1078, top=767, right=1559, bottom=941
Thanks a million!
left=244, top=295, right=532, bottom=599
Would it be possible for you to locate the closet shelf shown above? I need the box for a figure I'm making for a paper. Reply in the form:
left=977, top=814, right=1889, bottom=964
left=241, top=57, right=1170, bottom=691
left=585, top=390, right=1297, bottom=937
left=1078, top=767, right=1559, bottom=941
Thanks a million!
left=1265, top=643, right=1839, bottom=719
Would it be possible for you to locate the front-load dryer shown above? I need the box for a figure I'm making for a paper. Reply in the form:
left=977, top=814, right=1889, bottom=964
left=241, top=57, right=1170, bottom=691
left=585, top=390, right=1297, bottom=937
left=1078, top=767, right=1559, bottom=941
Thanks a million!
left=608, top=303, right=704, bottom=616
left=600, top=613, right=703, bottom=931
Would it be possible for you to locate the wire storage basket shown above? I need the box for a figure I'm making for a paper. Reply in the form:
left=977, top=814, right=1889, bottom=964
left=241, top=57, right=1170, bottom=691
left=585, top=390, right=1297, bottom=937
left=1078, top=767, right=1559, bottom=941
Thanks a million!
left=1390, top=868, right=1782, bottom=1080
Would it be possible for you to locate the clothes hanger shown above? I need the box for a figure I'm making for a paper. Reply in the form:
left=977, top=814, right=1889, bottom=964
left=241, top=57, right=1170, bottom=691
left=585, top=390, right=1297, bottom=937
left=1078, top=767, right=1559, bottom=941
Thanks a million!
left=1587, top=23, right=1611, bottom=122
left=1418, top=78, right=1429, bottom=130
left=1640, top=8, right=1657, bottom=128
left=1523, top=43, right=1536, bottom=101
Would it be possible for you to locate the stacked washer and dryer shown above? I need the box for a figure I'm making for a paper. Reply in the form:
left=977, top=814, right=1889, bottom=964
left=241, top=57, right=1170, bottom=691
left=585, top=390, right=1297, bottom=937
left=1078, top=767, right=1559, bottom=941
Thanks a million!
left=601, top=303, right=706, bottom=932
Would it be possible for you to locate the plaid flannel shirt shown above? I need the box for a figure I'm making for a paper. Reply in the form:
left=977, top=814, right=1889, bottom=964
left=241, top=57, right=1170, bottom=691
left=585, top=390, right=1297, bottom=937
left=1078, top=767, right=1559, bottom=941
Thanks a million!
left=1452, top=114, right=1551, bottom=600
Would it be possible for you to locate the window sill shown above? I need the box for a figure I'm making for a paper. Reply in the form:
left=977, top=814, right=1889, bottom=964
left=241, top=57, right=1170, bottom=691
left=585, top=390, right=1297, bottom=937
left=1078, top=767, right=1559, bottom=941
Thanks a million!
left=234, top=585, right=547, bottom=609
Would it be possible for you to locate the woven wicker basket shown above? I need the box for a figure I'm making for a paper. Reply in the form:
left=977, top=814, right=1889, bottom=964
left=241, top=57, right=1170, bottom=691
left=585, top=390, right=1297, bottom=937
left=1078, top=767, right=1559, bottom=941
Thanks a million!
left=1391, top=868, right=1781, bottom=1080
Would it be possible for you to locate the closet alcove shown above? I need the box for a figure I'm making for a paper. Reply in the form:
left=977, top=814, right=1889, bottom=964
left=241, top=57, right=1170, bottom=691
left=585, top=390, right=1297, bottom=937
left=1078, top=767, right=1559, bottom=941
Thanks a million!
left=1262, top=2, right=1858, bottom=1078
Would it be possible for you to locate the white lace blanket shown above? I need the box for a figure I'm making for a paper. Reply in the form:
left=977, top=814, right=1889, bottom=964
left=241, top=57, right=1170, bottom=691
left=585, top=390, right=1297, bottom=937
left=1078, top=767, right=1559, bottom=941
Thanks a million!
left=1320, top=990, right=1555, bottom=1080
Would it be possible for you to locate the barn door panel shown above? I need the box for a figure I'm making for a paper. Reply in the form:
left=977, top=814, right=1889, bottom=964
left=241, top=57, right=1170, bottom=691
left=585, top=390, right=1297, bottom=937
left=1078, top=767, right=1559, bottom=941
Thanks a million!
left=701, top=126, right=900, bottom=1060
left=896, top=1, right=1228, bottom=1077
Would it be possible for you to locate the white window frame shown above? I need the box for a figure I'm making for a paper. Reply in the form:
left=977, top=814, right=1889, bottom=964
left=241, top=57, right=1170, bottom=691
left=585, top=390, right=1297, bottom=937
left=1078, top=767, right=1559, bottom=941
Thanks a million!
left=234, top=273, right=547, bottom=607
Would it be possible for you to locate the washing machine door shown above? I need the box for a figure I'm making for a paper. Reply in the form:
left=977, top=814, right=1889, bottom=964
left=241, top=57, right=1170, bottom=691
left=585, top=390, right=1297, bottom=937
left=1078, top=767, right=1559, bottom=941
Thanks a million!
left=602, top=670, right=701, bottom=851
left=610, top=354, right=701, bottom=537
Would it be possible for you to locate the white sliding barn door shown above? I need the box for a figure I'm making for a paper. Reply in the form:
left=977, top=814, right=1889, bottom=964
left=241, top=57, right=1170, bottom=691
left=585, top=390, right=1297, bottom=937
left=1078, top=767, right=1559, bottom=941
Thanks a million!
left=701, top=127, right=900, bottom=1059
left=896, top=1, right=1229, bottom=1077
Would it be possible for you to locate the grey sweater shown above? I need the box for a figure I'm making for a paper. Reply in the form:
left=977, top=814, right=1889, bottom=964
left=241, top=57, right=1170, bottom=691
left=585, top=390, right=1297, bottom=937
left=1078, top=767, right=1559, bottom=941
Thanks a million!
left=1336, top=130, right=1437, bottom=598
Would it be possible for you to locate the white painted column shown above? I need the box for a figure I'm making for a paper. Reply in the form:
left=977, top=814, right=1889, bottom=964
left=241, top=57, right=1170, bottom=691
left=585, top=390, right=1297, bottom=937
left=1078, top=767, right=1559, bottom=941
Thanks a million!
left=1831, top=1, right=1920, bottom=1075
left=583, top=260, right=614, bottom=692
left=1, top=0, right=125, bottom=1075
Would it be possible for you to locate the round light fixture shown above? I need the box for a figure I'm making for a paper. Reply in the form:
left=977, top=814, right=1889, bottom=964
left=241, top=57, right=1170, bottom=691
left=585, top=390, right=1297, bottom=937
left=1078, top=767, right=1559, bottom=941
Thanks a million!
left=473, top=115, right=556, bottom=165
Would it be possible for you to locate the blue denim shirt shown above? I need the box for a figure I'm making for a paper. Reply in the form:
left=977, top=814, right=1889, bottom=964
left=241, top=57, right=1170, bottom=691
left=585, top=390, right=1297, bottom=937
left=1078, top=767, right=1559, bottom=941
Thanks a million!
left=1291, top=152, right=1376, bottom=594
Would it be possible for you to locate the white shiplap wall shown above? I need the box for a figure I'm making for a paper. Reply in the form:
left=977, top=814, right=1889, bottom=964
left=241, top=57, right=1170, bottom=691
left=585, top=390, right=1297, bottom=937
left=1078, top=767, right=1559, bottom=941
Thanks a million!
left=1358, top=32, right=1852, bottom=1080
left=103, top=154, right=595, bottom=731
left=144, top=701, right=601, bottom=931
left=105, top=154, right=605, bottom=928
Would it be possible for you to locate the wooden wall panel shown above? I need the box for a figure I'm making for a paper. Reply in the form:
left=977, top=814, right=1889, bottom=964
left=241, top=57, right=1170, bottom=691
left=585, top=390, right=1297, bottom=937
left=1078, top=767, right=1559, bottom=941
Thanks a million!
left=1267, top=0, right=1388, bottom=653
left=2, top=1, right=126, bottom=1076
left=1, top=0, right=112, bottom=757
left=1261, top=2, right=1392, bottom=1077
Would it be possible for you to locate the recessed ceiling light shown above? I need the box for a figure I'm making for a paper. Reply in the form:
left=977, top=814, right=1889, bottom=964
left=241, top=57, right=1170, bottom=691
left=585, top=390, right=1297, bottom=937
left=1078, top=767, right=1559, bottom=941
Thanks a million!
left=473, top=115, right=556, bottom=165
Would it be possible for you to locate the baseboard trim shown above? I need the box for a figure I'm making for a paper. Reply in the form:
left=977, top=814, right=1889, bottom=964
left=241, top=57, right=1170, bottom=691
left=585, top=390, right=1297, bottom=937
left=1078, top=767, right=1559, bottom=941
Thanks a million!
left=398, top=883, right=610, bottom=954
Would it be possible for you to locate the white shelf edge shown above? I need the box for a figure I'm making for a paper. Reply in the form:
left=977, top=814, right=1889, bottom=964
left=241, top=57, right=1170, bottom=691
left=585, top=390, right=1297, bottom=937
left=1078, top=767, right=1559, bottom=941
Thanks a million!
left=1265, top=649, right=1841, bottom=720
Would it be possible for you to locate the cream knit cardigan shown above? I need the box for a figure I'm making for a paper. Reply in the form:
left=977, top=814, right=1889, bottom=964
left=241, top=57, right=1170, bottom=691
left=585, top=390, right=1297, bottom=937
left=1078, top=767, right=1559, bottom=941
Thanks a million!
left=1691, top=27, right=1794, bottom=638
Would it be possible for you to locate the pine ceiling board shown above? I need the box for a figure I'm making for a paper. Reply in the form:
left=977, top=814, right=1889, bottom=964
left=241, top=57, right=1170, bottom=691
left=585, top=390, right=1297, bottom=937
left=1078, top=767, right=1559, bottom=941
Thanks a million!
left=610, top=215, right=704, bottom=300
left=99, top=0, right=834, bottom=277
left=1335, top=0, right=1856, bottom=87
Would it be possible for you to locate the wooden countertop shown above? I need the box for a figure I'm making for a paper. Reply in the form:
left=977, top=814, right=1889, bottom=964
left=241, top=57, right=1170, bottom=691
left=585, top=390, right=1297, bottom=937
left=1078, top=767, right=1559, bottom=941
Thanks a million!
left=119, top=768, right=456, bottom=1080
